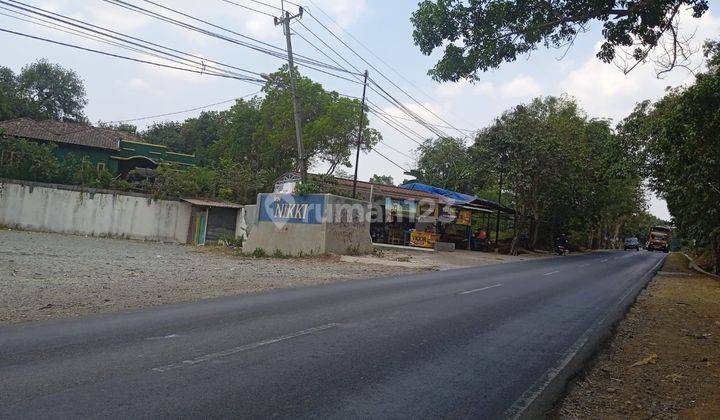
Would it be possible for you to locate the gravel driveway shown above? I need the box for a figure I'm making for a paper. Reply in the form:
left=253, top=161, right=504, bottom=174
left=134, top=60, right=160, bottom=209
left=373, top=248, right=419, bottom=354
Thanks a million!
left=0, top=230, right=419, bottom=325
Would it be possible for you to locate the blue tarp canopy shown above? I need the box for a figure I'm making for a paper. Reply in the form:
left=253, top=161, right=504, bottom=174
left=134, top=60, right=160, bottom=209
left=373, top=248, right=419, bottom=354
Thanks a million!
left=399, top=182, right=514, bottom=214
left=399, top=182, right=476, bottom=204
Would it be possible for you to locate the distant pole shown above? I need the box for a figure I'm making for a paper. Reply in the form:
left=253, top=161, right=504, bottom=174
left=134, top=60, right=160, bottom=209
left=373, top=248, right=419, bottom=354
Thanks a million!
left=275, top=7, right=306, bottom=182
left=494, top=164, right=504, bottom=251
left=352, top=70, right=369, bottom=199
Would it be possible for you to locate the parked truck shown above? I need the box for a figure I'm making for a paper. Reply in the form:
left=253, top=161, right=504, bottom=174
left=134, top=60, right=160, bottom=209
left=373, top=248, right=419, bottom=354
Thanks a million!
left=647, top=226, right=672, bottom=253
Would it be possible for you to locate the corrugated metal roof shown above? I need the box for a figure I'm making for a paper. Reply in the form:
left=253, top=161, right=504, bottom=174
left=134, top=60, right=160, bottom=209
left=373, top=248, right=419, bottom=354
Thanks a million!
left=182, top=198, right=243, bottom=209
left=0, top=118, right=144, bottom=150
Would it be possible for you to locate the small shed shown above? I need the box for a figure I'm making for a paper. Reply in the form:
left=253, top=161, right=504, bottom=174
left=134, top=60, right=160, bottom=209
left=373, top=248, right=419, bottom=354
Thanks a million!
left=182, top=198, right=244, bottom=245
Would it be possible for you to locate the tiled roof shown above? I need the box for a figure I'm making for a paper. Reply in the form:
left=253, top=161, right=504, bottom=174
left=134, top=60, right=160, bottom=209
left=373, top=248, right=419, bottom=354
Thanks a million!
left=0, top=118, right=144, bottom=150
left=333, top=177, right=441, bottom=202
left=276, top=172, right=441, bottom=203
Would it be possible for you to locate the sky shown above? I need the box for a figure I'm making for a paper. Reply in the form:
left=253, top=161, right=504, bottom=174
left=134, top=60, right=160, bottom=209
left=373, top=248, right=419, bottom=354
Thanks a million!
left=2, top=0, right=720, bottom=221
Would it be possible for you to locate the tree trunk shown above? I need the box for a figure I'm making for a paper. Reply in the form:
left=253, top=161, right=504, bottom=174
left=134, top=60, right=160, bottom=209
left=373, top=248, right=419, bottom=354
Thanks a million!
left=530, top=216, right=540, bottom=250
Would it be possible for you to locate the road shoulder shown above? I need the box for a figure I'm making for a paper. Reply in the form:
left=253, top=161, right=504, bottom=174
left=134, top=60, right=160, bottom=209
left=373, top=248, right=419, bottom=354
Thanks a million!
left=555, top=253, right=720, bottom=418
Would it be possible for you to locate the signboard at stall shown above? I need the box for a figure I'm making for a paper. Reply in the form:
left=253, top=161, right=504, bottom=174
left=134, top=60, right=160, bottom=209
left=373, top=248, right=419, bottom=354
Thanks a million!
left=386, top=198, right=416, bottom=219
left=410, top=231, right=440, bottom=249
left=456, top=210, right=472, bottom=226
left=258, top=194, right=325, bottom=224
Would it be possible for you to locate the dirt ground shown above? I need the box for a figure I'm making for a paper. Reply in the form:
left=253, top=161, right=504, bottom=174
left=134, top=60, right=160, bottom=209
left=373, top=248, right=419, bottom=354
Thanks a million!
left=342, top=245, right=542, bottom=270
left=0, top=230, right=535, bottom=326
left=0, top=229, right=424, bottom=325
left=556, top=253, right=720, bottom=419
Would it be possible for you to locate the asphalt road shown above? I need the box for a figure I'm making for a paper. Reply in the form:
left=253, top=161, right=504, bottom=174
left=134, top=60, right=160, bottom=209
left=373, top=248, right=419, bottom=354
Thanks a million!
left=0, top=250, right=665, bottom=419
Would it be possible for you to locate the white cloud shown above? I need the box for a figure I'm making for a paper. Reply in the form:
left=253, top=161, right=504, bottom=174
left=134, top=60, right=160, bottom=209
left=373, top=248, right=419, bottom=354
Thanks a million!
left=128, top=78, right=150, bottom=90
left=499, top=75, right=543, bottom=99
left=474, top=81, right=496, bottom=96
left=310, top=0, right=368, bottom=29
left=435, top=79, right=472, bottom=97
left=558, top=8, right=720, bottom=121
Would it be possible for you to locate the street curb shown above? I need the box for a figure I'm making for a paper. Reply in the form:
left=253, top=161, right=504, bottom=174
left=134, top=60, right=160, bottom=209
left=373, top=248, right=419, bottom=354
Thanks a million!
left=505, top=255, right=666, bottom=420
left=682, top=253, right=720, bottom=279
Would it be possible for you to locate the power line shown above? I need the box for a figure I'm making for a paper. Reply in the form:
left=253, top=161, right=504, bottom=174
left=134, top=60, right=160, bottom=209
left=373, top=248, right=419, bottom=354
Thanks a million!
left=301, top=6, right=467, bottom=137
left=104, top=91, right=262, bottom=124
left=0, top=27, right=266, bottom=84
left=293, top=21, right=450, bottom=140
left=304, top=0, right=472, bottom=130
left=110, top=0, right=359, bottom=76
left=219, top=0, right=274, bottom=18
left=372, top=147, right=408, bottom=172
left=377, top=140, right=414, bottom=160
left=1, top=0, right=265, bottom=81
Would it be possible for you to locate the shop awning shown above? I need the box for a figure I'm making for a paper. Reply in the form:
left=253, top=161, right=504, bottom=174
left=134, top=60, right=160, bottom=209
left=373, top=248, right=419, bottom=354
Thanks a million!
left=399, top=182, right=514, bottom=214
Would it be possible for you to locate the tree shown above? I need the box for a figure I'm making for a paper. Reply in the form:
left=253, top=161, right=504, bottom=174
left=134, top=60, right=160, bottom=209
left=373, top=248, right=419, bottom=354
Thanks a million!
left=207, top=97, right=262, bottom=166
left=141, top=122, right=185, bottom=152
left=256, top=66, right=381, bottom=178
left=98, top=121, right=138, bottom=135
left=472, top=96, right=645, bottom=253
left=181, top=110, right=226, bottom=163
left=414, top=137, right=478, bottom=193
left=621, top=45, right=720, bottom=272
left=333, top=168, right=353, bottom=179
left=411, top=0, right=710, bottom=81
left=16, top=59, right=87, bottom=121
left=370, top=174, right=394, bottom=185
left=0, top=67, right=20, bottom=120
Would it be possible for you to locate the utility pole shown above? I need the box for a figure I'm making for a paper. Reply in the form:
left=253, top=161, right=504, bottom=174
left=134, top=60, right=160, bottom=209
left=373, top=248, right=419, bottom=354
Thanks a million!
left=352, top=70, right=369, bottom=199
left=274, top=6, right=306, bottom=182
left=494, top=163, right=504, bottom=252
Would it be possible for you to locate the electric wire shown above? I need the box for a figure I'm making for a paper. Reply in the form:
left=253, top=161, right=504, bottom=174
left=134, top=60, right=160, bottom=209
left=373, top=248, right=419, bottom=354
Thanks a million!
left=0, top=27, right=266, bottom=84
left=105, top=91, right=262, bottom=124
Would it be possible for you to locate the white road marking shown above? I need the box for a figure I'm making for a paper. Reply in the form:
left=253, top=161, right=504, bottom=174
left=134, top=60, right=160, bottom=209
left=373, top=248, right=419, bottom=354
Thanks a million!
left=579, top=263, right=591, bottom=268
left=601, top=258, right=609, bottom=262
left=152, top=323, right=340, bottom=373
left=543, top=270, right=560, bottom=276
left=147, top=334, right=181, bottom=340
left=458, top=283, right=503, bottom=295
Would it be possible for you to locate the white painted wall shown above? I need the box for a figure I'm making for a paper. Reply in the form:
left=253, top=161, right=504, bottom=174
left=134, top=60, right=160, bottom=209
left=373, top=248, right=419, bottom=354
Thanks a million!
left=0, top=180, right=191, bottom=243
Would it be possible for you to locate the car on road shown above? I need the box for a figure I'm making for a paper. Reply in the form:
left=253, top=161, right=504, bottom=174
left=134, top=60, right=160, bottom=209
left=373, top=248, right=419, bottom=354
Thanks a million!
left=624, top=237, right=640, bottom=251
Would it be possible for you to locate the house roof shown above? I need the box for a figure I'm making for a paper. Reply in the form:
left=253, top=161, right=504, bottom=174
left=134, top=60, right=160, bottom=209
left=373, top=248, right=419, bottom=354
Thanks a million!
left=275, top=172, right=442, bottom=203
left=275, top=173, right=516, bottom=214
left=0, top=118, right=144, bottom=150
left=333, top=177, right=441, bottom=203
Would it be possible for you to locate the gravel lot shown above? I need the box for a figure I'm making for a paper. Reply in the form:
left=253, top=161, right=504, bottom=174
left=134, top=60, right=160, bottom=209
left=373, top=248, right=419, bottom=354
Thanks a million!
left=0, top=230, right=420, bottom=325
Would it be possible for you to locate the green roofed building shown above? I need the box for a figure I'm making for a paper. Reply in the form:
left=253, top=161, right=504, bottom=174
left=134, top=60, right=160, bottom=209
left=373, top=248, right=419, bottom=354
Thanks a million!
left=0, top=118, right=194, bottom=175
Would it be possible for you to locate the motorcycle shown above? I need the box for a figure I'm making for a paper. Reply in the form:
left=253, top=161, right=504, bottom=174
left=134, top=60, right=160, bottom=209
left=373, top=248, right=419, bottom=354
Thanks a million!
left=555, top=245, right=569, bottom=256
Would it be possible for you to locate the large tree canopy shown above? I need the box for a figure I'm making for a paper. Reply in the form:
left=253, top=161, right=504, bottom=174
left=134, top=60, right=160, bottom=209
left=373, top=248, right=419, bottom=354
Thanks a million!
left=0, top=59, right=87, bottom=122
left=411, top=0, right=709, bottom=81
left=620, top=43, right=720, bottom=272
left=471, top=96, right=645, bottom=253
left=413, top=136, right=479, bottom=193
left=16, top=59, right=87, bottom=121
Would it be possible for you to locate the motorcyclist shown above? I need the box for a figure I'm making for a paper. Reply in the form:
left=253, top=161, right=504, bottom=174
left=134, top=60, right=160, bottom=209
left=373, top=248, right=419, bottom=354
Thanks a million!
left=555, top=233, right=569, bottom=254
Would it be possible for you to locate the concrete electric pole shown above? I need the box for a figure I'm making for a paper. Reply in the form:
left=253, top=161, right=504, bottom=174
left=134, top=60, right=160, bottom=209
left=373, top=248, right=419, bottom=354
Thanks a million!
left=352, top=70, right=369, bottom=199
left=274, top=5, right=307, bottom=182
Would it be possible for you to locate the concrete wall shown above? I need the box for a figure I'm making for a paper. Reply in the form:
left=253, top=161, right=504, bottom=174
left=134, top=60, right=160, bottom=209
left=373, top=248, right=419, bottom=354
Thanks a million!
left=237, top=205, right=257, bottom=240
left=325, top=194, right=373, bottom=255
left=0, top=179, right=191, bottom=243
left=242, top=193, right=372, bottom=256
